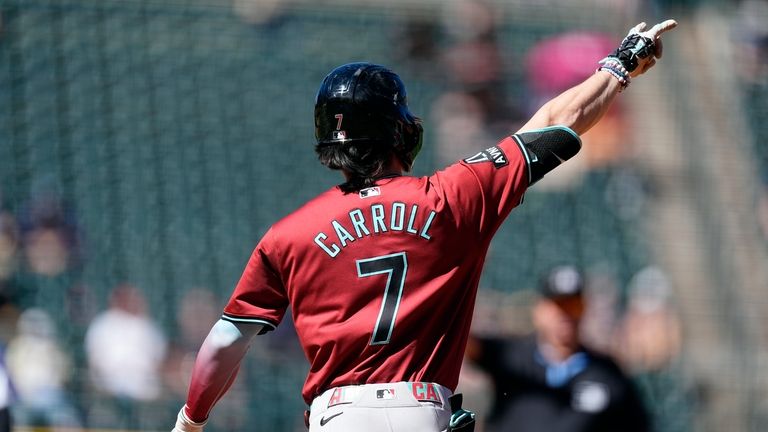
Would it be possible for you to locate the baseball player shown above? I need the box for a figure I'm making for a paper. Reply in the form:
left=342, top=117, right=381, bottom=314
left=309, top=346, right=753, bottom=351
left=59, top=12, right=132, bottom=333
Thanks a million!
left=172, top=19, right=677, bottom=432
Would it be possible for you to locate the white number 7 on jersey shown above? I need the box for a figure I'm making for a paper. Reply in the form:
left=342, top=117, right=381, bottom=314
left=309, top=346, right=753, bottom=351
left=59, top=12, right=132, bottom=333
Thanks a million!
left=356, top=252, right=408, bottom=345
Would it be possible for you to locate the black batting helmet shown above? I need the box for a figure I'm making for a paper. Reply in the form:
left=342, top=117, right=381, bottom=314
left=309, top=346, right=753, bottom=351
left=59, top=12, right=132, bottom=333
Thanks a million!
left=314, top=62, right=423, bottom=167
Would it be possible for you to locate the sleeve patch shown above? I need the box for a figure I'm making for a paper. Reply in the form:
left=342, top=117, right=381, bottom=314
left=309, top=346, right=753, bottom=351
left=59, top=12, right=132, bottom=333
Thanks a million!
left=463, top=146, right=509, bottom=168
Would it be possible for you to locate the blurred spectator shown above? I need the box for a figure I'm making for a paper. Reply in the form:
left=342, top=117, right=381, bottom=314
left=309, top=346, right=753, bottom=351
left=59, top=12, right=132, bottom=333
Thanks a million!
left=17, top=176, right=80, bottom=262
left=467, top=266, right=651, bottom=432
left=12, top=178, right=83, bottom=334
left=430, top=0, right=522, bottom=166
left=393, top=16, right=440, bottom=79
left=23, top=228, right=70, bottom=279
left=6, top=308, right=81, bottom=429
left=615, top=266, right=682, bottom=373
left=441, top=0, right=505, bottom=119
left=85, top=283, right=167, bottom=401
left=430, top=91, right=497, bottom=166
left=613, top=267, right=694, bottom=432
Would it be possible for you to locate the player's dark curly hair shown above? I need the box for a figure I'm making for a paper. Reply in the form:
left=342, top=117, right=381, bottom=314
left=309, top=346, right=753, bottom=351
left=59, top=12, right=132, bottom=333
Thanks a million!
left=316, top=140, right=410, bottom=194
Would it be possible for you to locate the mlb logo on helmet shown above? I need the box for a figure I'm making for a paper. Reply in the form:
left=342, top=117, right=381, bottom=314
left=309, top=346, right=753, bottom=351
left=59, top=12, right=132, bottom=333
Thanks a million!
left=332, top=130, right=347, bottom=140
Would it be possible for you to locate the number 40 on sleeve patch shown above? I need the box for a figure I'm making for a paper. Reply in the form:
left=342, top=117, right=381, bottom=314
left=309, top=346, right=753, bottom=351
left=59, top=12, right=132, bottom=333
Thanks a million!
left=464, top=146, right=509, bottom=168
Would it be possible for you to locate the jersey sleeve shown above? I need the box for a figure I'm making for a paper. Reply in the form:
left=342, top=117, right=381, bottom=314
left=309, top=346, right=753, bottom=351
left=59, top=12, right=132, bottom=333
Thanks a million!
left=434, top=135, right=531, bottom=238
left=223, top=227, right=288, bottom=333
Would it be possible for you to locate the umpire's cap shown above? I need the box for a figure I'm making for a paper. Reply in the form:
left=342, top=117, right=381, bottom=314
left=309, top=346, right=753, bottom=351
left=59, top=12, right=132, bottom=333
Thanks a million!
left=539, top=265, right=585, bottom=299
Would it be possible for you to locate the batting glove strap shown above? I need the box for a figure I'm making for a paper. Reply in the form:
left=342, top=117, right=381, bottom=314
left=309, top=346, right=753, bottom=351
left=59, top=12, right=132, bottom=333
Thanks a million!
left=173, top=406, right=207, bottom=432
left=606, top=32, right=655, bottom=72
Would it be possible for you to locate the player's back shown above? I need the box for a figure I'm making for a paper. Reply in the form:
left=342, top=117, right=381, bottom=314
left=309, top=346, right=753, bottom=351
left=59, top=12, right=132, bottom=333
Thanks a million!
left=226, top=134, right=530, bottom=403
left=271, top=173, right=491, bottom=402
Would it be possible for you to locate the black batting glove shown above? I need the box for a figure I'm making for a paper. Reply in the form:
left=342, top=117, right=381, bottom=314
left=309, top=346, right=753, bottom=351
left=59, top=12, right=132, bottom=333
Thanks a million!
left=601, top=20, right=678, bottom=77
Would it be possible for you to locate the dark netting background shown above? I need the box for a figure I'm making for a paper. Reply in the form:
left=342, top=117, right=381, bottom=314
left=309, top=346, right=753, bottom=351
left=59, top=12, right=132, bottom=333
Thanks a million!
left=2, top=0, right=766, bottom=431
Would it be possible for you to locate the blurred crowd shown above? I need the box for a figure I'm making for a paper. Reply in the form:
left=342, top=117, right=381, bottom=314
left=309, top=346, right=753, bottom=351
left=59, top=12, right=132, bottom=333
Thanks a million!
left=0, top=0, right=706, bottom=431
left=0, top=177, right=309, bottom=431
left=462, top=265, right=686, bottom=432
left=0, top=181, right=235, bottom=430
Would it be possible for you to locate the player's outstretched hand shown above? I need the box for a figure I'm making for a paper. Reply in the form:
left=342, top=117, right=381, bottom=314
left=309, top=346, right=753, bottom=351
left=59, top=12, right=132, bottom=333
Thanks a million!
left=602, top=19, right=678, bottom=77
left=172, top=407, right=207, bottom=432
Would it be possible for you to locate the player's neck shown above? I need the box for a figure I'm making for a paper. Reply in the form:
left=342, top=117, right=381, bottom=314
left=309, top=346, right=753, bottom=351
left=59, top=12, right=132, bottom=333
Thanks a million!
left=381, top=153, right=406, bottom=176
left=376, top=172, right=403, bottom=180
left=341, top=155, right=406, bottom=181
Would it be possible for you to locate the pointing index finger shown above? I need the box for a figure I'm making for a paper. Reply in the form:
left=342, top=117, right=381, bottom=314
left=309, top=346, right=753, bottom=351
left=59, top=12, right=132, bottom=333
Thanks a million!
left=648, top=19, right=678, bottom=38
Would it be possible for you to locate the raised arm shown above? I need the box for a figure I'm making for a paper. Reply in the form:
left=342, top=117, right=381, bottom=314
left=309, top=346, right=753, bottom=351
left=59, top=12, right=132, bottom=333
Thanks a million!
left=518, top=20, right=678, bottom=135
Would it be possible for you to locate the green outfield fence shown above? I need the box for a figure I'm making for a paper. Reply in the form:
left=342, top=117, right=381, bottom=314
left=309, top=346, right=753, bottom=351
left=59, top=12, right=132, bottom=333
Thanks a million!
left=0, top=0, right=766, bottom=431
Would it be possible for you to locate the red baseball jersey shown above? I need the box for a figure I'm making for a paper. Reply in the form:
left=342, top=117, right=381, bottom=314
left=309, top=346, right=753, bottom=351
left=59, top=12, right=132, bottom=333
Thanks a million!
left=224, top=135, right=531, bottom=404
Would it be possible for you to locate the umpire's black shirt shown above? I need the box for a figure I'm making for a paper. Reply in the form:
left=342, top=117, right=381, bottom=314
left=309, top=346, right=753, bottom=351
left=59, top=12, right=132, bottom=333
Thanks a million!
left=473, top=335, right=650, bottom=432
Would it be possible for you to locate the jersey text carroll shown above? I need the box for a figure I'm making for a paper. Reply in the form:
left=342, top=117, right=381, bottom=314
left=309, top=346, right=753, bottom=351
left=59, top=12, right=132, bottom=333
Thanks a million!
left=314, top=202, right=437, bottom=257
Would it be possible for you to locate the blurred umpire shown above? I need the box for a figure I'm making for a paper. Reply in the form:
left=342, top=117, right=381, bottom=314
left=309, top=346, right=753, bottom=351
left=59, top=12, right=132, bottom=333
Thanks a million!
left=467, top=266, right=651, bottom=432
left=172, top=19, right=675, bottom=432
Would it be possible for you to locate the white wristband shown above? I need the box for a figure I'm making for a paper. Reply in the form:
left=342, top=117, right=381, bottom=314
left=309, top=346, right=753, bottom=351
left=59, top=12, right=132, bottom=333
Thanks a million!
left=173, top=406, right=207, bottom=432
